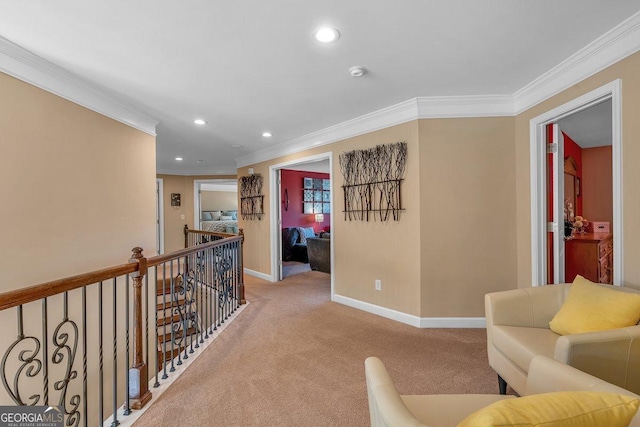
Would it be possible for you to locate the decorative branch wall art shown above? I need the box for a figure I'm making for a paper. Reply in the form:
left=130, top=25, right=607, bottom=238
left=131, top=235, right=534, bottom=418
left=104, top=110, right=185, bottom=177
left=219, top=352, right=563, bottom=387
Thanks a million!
left=339, top=142, right=407, bottom=221
left=240, top=174, right=264, bottom=220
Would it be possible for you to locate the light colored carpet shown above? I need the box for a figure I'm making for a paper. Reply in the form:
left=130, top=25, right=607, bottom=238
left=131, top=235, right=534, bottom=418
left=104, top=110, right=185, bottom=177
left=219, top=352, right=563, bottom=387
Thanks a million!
left=133, top=272, right=499, bottom=427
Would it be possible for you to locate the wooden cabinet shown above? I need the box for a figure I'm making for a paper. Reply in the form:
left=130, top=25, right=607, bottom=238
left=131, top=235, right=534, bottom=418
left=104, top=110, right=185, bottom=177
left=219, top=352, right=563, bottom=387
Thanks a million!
left=565, top=233, right=613, bottom=284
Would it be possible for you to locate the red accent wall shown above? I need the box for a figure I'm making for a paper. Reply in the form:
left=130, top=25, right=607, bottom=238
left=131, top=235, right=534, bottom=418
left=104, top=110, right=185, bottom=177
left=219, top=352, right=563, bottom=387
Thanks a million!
left=563, top=131, right=583, bottom=216
left=281, top=169, right=330, bottom=232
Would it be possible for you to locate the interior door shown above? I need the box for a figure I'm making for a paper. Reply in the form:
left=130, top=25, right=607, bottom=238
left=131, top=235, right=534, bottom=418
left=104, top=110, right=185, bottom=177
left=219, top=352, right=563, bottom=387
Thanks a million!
left=546, top=123, right=565, bottom=284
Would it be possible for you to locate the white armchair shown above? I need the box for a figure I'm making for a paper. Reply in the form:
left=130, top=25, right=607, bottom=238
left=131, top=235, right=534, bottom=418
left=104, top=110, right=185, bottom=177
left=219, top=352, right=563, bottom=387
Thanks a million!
left=485, top=283, right=640, bottom=396
left=365, top=355, right=640, bottom=427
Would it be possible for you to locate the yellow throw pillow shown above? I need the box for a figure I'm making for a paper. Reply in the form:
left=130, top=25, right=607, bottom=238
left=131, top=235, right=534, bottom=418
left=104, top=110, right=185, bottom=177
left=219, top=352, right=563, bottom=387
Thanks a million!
left=457, top=391, right=640, bottom=427
left=549, top=275, right=640, bottom=335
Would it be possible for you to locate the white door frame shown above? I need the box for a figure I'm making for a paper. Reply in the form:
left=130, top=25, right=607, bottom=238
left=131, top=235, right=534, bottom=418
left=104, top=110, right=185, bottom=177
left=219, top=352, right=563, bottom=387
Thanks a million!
left=156, top=178, right=165, bottom=254
left=530, top=79, right=622, bottom=286
left=269, top=152, right=334, bottom=296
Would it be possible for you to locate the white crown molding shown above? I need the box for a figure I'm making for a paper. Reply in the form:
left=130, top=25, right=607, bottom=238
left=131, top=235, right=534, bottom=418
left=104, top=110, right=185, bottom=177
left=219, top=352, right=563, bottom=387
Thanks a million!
left=236, top=98, right=419, bottom=168
left=514, top=10, right=640, bottom=114
left=236, top=95, right=514, bottom=168
left=0, top=36, right=159, bottom=136
left=332, top=294, right=485, bottom=328
left=417, top=95, right=514, bottom=118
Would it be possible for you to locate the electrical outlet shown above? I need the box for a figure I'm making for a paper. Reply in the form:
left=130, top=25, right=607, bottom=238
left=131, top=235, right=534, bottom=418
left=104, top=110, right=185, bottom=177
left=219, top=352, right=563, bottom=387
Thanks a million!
left=375, top=279, right=382, bottom=291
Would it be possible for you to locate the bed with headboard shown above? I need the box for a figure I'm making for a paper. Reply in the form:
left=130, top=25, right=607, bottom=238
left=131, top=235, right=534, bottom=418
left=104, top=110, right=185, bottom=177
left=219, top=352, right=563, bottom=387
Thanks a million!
left=200, top=210, right=239, bottom=234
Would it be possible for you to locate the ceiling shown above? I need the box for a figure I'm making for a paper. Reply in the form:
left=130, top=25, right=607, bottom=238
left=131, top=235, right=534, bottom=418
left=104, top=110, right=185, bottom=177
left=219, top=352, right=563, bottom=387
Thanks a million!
left=1, top=1, right=639, bottom=175
left=558, top=99, right=612, bottom=148
left=283, top=160, right=330, bottom=174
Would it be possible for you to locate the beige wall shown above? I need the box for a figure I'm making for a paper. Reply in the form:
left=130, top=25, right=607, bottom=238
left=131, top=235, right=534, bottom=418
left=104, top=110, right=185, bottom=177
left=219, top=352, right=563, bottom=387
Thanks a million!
left=0, top=72, right=156, bottom=288
left=0, top=71, right=156, bottom=417
left=157, top=174, right=237, bottom=253
left=419, top=117, right=517, bottom=317
left=582, top=146, right=613, bottom=226
left=515, top=51, right=640, bottom=290
left=201, top=190, right=238, bottom=211
left=240, top=122, right=423, bottom=316
left=241, top=118, right=518, bottom=318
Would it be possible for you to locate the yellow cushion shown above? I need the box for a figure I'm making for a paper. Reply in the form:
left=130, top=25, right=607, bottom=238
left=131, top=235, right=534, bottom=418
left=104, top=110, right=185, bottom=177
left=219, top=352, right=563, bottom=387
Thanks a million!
left=549, top=275, right=640, bottom=335
left=457, top=391, right=640, bottom=427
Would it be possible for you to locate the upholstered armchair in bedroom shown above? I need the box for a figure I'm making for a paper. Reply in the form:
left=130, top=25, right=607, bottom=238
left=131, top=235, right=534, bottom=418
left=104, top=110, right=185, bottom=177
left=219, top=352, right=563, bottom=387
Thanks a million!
left=485, top=277, right=640, bottom=396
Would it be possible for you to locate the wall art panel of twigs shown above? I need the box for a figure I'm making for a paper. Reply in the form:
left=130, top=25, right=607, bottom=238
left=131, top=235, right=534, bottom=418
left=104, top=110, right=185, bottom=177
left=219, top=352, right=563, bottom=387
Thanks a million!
left=339, top=142, right=407, bottom=221
left=240, top=174, right=264, bottom=220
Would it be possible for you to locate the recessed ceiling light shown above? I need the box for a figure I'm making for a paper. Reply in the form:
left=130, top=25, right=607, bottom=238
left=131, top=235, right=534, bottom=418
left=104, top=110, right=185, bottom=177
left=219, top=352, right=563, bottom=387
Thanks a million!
left=194, top=119, right=207, bottom=125
left=175, top=157, right=183, bottom=161
left=314, top=27, right=340, bottom=43
left=349, top=66, right=367, bottom=77
left=196, top=160, right=203, bottom=163
left=262, top=132, right=272, bottom=137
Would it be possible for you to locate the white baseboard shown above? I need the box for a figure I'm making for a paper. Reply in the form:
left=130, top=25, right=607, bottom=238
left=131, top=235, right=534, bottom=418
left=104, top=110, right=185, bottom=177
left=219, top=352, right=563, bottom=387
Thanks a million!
left=419, top=317, right=485, bottom=328
left=244, top=268, right=274, bottom=282
left=332, top=294, right=485, bottom=328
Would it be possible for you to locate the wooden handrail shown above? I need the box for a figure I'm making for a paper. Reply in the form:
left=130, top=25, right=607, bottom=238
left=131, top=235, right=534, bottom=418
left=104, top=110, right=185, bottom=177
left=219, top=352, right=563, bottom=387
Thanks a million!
left=0, top=263, right=137, bottom=311
left=184, top=224, right=236, bottom=248
left=0, top=234, right=243, bottom=311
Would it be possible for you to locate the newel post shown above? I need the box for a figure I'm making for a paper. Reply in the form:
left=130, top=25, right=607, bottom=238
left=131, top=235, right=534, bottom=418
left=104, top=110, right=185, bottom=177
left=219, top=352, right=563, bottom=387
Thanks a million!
left=184, top=224, right=189, bottom=248
left=239, top=229, right=246, bottom=304
left=129, top=247, right=152, bottom=409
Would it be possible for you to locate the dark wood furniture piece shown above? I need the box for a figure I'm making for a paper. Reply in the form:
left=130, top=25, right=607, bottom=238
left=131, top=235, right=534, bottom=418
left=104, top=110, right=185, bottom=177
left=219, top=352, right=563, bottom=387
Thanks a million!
left=565, top=232, right=613, bottom=284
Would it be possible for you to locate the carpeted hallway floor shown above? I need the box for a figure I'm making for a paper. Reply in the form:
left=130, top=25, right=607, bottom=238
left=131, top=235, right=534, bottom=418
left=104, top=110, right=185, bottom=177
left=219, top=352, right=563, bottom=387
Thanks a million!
left=133, top=271, right=499, bottom=427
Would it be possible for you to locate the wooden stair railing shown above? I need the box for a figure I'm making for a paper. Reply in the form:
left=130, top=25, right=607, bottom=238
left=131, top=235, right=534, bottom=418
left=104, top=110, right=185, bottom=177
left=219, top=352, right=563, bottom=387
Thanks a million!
left=0, top=233, right=244, bottom=427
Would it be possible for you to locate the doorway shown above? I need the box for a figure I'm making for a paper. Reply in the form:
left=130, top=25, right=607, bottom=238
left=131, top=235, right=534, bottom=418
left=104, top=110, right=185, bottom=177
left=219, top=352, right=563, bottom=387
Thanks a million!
left=193, top=179, right=238, bottom=229
left=269, top=152, right=334, bottom=293
left=530, top=80, right=622, bottom=286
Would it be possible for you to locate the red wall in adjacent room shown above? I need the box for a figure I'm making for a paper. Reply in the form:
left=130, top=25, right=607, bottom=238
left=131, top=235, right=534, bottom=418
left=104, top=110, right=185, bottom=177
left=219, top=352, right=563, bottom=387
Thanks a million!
left=280, top=169, right=330, bottom=232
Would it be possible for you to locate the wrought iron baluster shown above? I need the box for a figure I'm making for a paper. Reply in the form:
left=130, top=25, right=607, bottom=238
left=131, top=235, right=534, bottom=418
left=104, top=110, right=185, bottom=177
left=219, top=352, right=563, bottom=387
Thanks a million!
left=185, top=256, right=194, bottom=356
left=214, top=244, right=218, bottom=334
left=98, top=281, right=104, bottom=423
left=82, top=288, right=87, bottom=427
left=162, top=263, right=170, bottom=377
left=52, top=292, right=80, bottom=427
left=194, top=251, right=201, bottom=348
left=170, top=261, right=178, bottom=369
left=42, top=298, right=48, bottom=406
left=233, top=242, right=238, bottom=312
left=1, top=305, right=42, bottom=406
left=204, top=247, right=210, bottom=340
left=151, top=265, right=159, bottom=388
left=111, top=278, right=119, bottom=427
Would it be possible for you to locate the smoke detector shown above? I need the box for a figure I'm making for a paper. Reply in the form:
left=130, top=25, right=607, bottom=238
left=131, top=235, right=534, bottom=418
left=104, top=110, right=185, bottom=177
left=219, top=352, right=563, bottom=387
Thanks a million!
left=349, top=66, right=367, bottom=77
